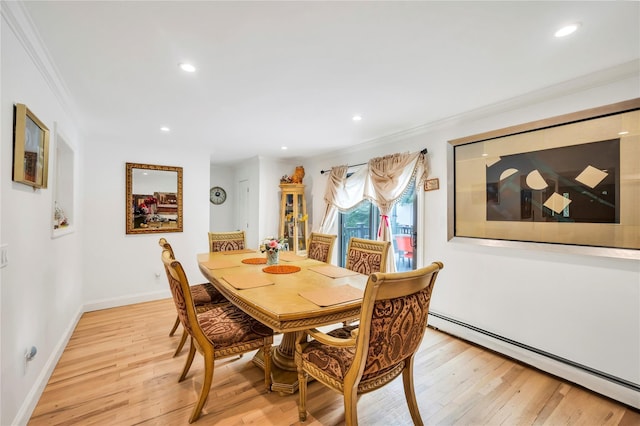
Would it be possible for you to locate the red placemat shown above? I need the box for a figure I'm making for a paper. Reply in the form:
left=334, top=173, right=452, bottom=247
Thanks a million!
left=262, top=265, right=301, bottom=274
left=242, top=257, right=267, bottom=264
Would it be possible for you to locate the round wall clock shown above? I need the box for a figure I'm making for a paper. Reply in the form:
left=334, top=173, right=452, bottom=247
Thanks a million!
left=209, top=186, right=227, bottom=205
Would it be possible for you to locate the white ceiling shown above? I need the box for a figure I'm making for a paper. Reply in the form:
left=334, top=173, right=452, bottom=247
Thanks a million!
left=21, top=1, right=640, bottom=165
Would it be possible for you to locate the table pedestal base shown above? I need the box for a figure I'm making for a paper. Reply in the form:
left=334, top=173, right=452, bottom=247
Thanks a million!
left=252, top=348, right=300, bottom=395
left=252, top=331, right=302, bottom=395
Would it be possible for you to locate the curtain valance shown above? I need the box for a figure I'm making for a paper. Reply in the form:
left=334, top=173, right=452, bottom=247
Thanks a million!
left=319, top=150, right=429, bottom=272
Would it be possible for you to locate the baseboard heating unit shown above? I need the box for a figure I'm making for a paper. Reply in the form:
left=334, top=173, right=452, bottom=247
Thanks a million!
left=427, top=311, right=640, bottom=408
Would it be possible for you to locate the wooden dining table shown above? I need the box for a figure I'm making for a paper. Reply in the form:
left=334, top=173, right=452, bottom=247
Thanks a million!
left=197, top=249, right=369, bottom=395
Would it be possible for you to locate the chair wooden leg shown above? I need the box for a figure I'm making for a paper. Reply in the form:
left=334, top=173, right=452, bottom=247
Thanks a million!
left=173, top=329, right=188, bottom=357
left=263, top=341, right=273, bottom=391
left=402, top=357, right=424, bottom=426
left=169, top=315, right=180, bottom=336
left=296, top=361, right=307, bottom=421
left=343, top=386, right=359, bottom=426
left=189, top=350, right=215, bottom=423
left=179, top=338, right=196, bottom=382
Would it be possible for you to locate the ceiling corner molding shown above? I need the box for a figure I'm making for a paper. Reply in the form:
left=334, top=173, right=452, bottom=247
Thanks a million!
left=1, top=1, right=79, bottom=123
left=357, top=60, right=640, bottom=150
left=463, top=59, right=640, bottom=119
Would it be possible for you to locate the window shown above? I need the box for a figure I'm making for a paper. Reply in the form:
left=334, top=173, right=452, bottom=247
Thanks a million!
left=338, top=181, right=416, bottom=271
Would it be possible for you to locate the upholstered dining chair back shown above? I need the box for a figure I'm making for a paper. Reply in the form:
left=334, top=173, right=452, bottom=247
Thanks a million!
left=353, top=262, right=442, bottom=379
left=159, top=238, right=229, bottom=356
left=162, top=249, right=197, bottom=336
left=208, top=230, right=246, bottom=252
left=295, top=262, right=444, bottom=426
left=307, top=232, right=337, bottom=263
left=345, top=237, right=391, bottom=275
left=161, top=248, right=273, bottom=423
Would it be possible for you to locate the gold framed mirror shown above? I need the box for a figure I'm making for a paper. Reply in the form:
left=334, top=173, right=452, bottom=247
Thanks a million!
left=126, top=162, right=183, bottom=234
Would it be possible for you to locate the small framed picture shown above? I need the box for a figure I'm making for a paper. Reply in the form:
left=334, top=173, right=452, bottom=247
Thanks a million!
left=13, top=103, right=50, bottom=189
left=424, top=178, right=439, bottom=191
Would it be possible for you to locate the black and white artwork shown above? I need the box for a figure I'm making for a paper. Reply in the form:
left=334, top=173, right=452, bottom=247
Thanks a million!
left=486, top=139, right=619, bottom=223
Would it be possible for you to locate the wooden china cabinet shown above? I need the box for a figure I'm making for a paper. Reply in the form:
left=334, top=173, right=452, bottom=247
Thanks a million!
left=279, top=183, right=308, bottom=255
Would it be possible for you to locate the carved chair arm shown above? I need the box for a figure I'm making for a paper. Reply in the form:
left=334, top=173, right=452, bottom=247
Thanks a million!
left=306, top=328, right=357, bottom=347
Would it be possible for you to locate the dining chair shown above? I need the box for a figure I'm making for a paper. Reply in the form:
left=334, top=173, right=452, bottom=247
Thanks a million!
left=295, top=262, right=444, bottom=426
left=208, top=230, right=246, bottom=252
left=345, top=237, right=391, bottom=275
left=159, top=238, right=229, bottom=356
left=307, top=232, right=337, bottom=263
left=161, top=247, right=273, bottom=423
left=342, top=237, right=391, bottom=326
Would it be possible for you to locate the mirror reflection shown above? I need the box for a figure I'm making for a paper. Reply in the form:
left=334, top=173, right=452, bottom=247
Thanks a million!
left=126, top=162, right=183, bottom=234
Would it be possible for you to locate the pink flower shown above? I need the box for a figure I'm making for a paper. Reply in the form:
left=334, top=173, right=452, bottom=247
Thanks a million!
left=268, top=240, right=278, bottom=249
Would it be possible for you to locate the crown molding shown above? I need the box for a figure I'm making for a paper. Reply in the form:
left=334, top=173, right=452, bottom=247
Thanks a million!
left=321, top=59, right=640, bottom=161
left=1, top=1, right=79, bottom=123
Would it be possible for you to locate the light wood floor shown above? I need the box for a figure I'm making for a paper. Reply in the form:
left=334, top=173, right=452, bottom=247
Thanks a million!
left=29, top=299, right=639, bottom=425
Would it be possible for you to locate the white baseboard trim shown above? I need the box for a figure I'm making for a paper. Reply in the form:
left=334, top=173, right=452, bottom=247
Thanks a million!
left=12, top=305, right=83, bottom=426
left=13, top=290, right=171, bottom=425
left=428, top=314, right=640, bottom=409
left=83, top=289, right=170, bottom=312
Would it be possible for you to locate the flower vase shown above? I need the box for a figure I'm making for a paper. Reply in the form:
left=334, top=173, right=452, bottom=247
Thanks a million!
left=266, top=250, right=279, bottom=265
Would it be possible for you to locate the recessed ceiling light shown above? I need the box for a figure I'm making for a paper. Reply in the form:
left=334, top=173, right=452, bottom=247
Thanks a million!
left=554, top=23, right=580, bottom=38
left=352, top=115, right=362, bottom=121
left=281, top=146, right=288, bottom=150
left=179, top=62, right=196, bottom=72
left=160, top=126, right=170, bottom=132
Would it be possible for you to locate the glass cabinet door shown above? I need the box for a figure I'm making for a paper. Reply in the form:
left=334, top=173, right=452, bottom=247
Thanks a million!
left=284, top=193, right=294, bottom=249
left=296, top=192, right=306, bottom=251
left=279, top=184, right=307, bottom=255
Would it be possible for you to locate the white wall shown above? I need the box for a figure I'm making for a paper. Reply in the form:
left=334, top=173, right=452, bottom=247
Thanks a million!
left=1, top=6, right=84, bottom=424
left=81, top=137, right=211, bottom=307
left=209, top=164, right=235, bottom=232
left=232, top=157, right=260, bottom=247
left=303, top=64, right=640, bottom=407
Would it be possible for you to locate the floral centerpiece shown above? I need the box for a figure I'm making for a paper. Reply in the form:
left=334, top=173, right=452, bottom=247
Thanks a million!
left=260, top=236, right=287, bottom=265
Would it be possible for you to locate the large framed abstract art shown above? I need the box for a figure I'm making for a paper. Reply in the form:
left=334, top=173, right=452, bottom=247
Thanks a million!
left=449, top=98, right=639, bottom=254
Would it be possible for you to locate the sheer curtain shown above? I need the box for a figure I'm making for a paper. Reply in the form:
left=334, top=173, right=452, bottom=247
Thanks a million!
left=318, top=165, right=364, bottom=233
left=319, top=150, right=428, bottom=272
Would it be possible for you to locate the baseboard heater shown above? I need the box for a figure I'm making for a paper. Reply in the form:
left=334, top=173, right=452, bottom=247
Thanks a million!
left=428, top=311, right=640, bottom=393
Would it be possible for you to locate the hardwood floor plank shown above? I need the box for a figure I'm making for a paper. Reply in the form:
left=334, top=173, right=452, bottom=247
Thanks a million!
left=29, top=299, right=640, bottom=425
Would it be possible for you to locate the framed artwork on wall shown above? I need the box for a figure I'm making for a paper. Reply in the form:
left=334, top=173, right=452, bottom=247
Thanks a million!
left=424, top=178, right=440, bottom=191
left=449, top=98, right=639, bottom=252
left=13, top=103, right=50, bottom=189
